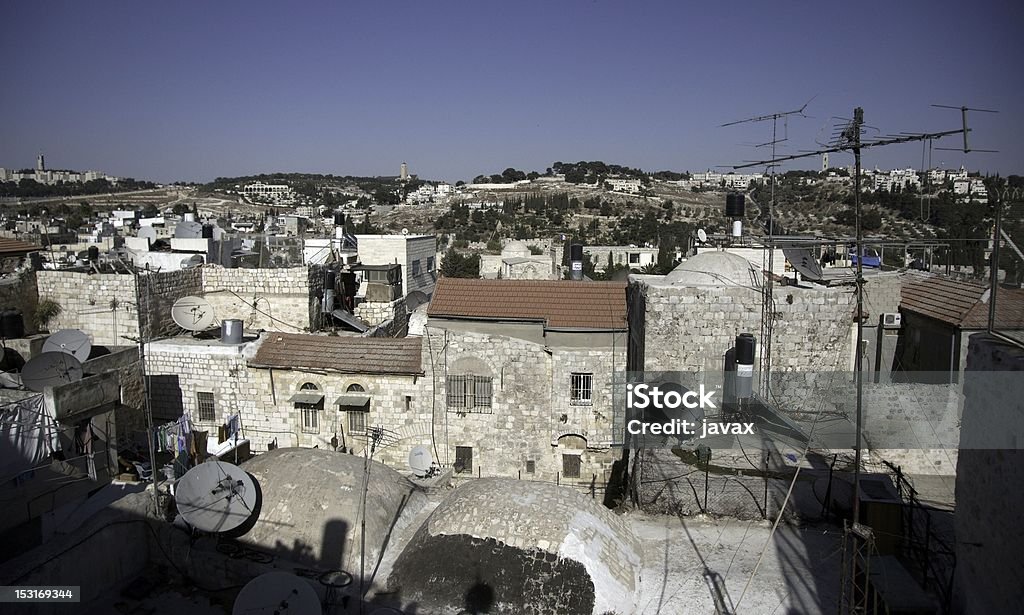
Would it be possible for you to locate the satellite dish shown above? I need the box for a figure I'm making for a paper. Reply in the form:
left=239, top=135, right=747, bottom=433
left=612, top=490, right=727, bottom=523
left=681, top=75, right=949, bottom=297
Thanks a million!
left=231, top=572, right=320, bottom=615
left=404, top=290, right=429, bottom=312
left=0, top=371, right=22, bottom=389
left=408, top=446, right=433, bottom=476
left=137, top=226, right=157, bottom=241
left=174, top=221, right=203, bottom=238
left=401, top=228, right=409, bottom=235
left=179, top=254, right=204, bottom=269
left=172, top=296, right=218, bottom=331
left=20, top=352, right=84, bottom=392
left=697, top=229, right=708, bottom=243
left=782, top=247, right=824, bottom=282
left=42, top=329, right=92, bottom=362
left=175, top=461, right=258, bottom=533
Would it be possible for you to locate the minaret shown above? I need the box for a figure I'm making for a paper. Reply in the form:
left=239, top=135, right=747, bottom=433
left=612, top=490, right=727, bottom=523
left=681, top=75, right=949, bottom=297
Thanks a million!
left=36, top=153, right=45, bottom=174
left=400, top=162, right=409, bottom=181
left=821, top=152, right=829, bottom=172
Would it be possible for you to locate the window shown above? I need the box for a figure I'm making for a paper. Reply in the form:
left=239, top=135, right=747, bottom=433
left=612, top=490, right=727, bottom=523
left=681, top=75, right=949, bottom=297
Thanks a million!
left=455, top=446, right=473, bottom=474
left=562, top=454, right=581, bottom=479
left=302, top=407, right=320, bottom=433
left=426, top=256, right=435, bottom=272
left=196, top=392, right=216, bottom=421
left=526, top=460, right=535, bottom=474
left=628, top=252, right=641, bottom=265
left=412, top=259, right=421, bottom=276
left=446, top=375, right=493, bottom=412
left=570, top=373, right=593, bottom=406
left=349, top=411, right=366, bottom=434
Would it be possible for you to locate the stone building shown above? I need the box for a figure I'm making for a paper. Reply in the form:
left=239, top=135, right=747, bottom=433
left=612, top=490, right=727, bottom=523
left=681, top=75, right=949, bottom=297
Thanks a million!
left=424, top=278, right=627, bottom=488
left=145, top=332, right=425, bottom=461
left=479, top=241, right=558, bottom=280
left=355, top=234, right=437, bottom=298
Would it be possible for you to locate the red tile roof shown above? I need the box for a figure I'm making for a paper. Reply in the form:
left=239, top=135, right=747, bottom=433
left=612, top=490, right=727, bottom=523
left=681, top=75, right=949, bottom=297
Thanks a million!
left=900, top=276, right=1024, bottom=329
left=900, top=277, right=987, bottom=326
left=249, top=333, right=422, bottom=375
left=0, top=238, right=42, bottom=256
left=427, top=278, right=627, bottom=330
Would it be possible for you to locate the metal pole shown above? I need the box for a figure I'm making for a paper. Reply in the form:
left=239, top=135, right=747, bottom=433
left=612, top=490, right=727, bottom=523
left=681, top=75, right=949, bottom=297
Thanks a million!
left=852, top=107, right=865, bottom=526
left=134, top=269, right=160, bottom=515
left=990, top=195, right=1002, bottom=333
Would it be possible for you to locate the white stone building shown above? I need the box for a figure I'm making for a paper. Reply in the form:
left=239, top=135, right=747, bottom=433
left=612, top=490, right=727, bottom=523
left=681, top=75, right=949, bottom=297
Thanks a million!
left=356, top=233, right=438, bottom=297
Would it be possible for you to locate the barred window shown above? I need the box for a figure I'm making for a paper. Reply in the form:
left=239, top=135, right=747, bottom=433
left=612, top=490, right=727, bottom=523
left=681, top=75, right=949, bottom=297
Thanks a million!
left=349, top=411, right=366, bottom=434
left=301, top=407, right=319, bottom=433
left=455, top=446, right=473, bottom=474
left=446, top=375, right=493, bottom=412
left=526, top=460, right=535, bottom=474
left=196, top=392, right=216, bottom=422
left=570, top=373, right=593, bottom=405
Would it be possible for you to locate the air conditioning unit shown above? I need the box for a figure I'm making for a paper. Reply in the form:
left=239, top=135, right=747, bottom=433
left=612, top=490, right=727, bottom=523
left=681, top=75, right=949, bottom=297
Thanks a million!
left=882, top=312, right=902, bottom=329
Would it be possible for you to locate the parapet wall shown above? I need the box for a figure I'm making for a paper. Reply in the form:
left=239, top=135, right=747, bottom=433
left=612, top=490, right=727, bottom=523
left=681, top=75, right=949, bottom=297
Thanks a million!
left=201, top=265, right=324, bottom=332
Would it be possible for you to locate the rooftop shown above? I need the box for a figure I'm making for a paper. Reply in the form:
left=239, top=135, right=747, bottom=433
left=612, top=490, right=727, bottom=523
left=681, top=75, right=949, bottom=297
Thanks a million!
left=427, top=278, right=627, bottom=330
left=248, top=332, right=423, bottom=375
left=900, top=276, right=1024, bottom=329
left=0, top=237, right=42, bottom=256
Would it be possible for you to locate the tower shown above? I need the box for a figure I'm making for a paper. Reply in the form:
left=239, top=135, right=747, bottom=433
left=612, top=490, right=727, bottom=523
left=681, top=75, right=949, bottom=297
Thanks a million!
left=821, top=152, right=829, bottom=172
left=400, top=162, right=408, bottom=181
left=36, top=153, right=45, bottom=174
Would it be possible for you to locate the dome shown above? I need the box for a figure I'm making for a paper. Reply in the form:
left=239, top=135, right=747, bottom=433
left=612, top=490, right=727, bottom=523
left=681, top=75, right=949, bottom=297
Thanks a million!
left=387, top=478, right=642, bottom=615
left=665, top=250, right=762, bottom=287
left=501, top=241, right=531, bottom=257
left=236, top=448, right=425, bottom=571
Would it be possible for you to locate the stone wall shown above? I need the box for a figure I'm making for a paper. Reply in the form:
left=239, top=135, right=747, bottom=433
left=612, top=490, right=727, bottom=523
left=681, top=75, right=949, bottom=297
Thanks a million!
left=953, top=333, right=1024, bottom=615
left=423, top=325, right=625, bottom=489
left=356, top=297, right=407, bottom=328
left=0, top=271, right=39, bottom=335
left=201, top=265, right=324, bottom=332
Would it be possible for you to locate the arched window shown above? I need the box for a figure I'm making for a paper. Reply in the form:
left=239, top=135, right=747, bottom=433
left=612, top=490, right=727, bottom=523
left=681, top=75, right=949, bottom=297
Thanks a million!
left=300, top=382, right=319, bottom=391
left=347, top=383, right=365, bottom=393
left=294, top=382, right=323, bottom=434
left=446, top=356, right=493, bottom=413
left=340, top=383, right=369, bottom=434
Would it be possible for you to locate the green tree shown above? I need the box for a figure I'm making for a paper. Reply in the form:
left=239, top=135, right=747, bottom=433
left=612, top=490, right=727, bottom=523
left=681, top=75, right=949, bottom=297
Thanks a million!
left=440, top=248, right=480, bottom=278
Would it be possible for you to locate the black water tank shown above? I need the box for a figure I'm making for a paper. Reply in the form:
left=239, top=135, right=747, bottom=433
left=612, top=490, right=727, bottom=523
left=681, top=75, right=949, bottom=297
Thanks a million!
left=736, top=333, right=756, bottom=365
left=333, top=212, right=345, bottom=226
left=570, top=243, right=584, bottom=261
left=725, top=193, right=746, bottom=217
left=201, top=225, right=214, bottom=239
left=324, top=270, right=337, bottom=290
left=87, top=246, right=100, bottom=262
left=113, top=236, right=125, bottom=248
left=0, top=310, right=25, bottom=339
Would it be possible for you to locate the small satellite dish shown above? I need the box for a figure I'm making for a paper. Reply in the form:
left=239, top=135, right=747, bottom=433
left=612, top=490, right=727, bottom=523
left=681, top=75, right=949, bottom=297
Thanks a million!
left=42, top=329, right=92, bottom=362
left=0, top=371, right=22, bottom=389
left=404, top=290, right=429, bottom=312
left=697, top=229, right=708, bottom=243
left=175, top=461, right=258, bottom=533
left=408, top=446, right=433, bottom=476
left=232, top=572, right=320, bottom=615
left=171, top=296, right=218, bottom=331
left=137, top=226, right=157, bottom=241
left=174, top=221, right=203, bottom=239
left=179, top=254, right=204, bottom=269
left=21, top=352, right=84, bottom=392
left=401, top=228, right=409, bottom=235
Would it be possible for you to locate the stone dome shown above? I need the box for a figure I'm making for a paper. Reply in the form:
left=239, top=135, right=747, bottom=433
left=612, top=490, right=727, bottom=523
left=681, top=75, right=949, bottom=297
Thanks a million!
left=665, top=250, right=762, bottom=287
left=501, top=241, right=531, bottom=257
left=236, top=447, right=425, bottom=571
left=387, top=478, right=642, bottom=615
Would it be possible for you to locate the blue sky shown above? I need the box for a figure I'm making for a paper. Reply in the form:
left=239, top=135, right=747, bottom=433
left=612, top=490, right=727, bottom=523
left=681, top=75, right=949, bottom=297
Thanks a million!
left=1, top=0, right=1021, bottom=183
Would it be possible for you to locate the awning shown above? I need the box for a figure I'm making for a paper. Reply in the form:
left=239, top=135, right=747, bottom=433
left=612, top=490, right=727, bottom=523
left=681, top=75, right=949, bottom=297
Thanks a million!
left=288, top=393, right=325, bottom=405
left=335, top=394, right=371, bottom=407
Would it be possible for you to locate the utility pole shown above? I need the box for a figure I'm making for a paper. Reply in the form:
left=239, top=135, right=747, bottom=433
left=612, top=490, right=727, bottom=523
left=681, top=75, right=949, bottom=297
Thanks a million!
left=850, top=107, right=864, bottom=526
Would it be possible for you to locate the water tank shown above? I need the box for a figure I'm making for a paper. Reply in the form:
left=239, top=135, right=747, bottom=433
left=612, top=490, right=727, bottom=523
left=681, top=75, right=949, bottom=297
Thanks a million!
left=333, top=212, right=345, bottom=226
left=735, top=333, right=756, bottom=399
left=725, top=193, right=746, bottom=217
left=201, top=225, right=214, bottom=239
left=220, top=319, right=243, bottom=344
left=87, top=246, right=100, bottom=262
left=113, top=236, right=125, bottom=248
left=569, top=244, right=584, bottom=261
left=324, top=270, right=337, bottom=290
left=0, top=310, right=24, bottom=339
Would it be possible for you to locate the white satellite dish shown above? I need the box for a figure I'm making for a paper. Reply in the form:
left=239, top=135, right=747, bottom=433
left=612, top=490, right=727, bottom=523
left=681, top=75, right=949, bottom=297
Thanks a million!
left=179, top=254, right=204, bottom=269
left=171, top=296, right=218, bottom=331
left=697, top=229, right=708, bottom=243
left=174, top=221, right=203, bottom=239
left=21, top=352, right=84, bottom=392
left=42, top=329, right=92, bottom=362
left=232, top=571, right=320, bottom=615
left=175, top=461, right=258, bottom=533
left=137, top=226, right=157, bottom=241
left=401, top=228, right=409, bottom=235
left=408, top=445, right=433, bottom=477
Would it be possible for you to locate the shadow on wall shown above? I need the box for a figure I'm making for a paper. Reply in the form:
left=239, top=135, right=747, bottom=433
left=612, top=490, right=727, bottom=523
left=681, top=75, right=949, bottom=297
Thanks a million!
left=147, top=374, right=184, bottom=420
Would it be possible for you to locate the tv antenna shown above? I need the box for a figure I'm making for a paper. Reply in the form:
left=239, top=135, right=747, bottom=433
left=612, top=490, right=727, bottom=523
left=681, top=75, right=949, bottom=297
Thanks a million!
left=727, top=104, right=988, bottom=614
left=355, top=425, right=399, bottom=613
left=722, top=97, right=814, bottom=397
left=930, top=104, right=998, bottom=153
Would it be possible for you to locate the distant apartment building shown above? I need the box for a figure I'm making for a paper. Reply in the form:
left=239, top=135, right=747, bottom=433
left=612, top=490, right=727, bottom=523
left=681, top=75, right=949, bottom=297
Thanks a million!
left=604, top=178, right=643, bottom=194
left=242, top=181, right=294, bottom=203
left=584, top=245, right=657, bottom=272
left=405, top=182, right=455, bottom=204
left=0, top=154, right=115, bottom=185
left=872, top=168, right=921, bottom=192
left=953, top=177, right=987, bottom=201
left=687, top=171, right=763, bottom=190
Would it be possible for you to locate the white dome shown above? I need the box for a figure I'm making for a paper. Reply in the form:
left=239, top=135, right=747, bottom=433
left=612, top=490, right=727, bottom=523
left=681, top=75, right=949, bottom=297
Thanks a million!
left=501, top=241, right=531, bottom=257
left=665, top=251, right=762, bottom=287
